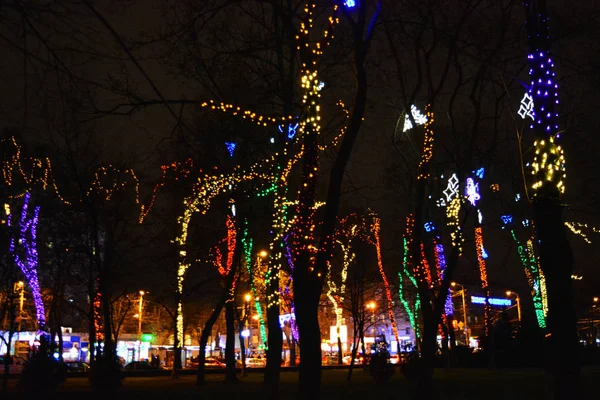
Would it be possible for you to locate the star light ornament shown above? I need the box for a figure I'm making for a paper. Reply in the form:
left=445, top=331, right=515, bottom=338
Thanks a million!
left=402, top=105, right=428, bottom=132
left=518, top=93, right=535, bottom=120
left=443, top=174, right=460, bottom=202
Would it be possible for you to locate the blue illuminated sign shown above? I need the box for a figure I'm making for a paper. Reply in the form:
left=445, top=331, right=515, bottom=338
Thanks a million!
left=471, top=296, right=512, bottom=307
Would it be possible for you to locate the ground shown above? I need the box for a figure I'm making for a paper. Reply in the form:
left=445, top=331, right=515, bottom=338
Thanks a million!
left=1, top=367, right=599, bottom=399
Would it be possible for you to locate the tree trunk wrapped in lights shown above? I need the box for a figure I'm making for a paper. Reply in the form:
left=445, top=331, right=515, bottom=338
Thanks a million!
left=523, top=0, right=579, bottom=396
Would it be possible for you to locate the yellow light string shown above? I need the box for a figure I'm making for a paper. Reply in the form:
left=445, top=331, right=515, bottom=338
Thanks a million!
left=446, top=196, right=463, bottom=253
left=417, top=105, right=435, bottom=180
left=531, top=136, right=566, bottom=195
left=564, top=221, right=596, bottom=244
left=1, top=136, right=194, bottom=223
left=199, top=100, right=294, bottom=127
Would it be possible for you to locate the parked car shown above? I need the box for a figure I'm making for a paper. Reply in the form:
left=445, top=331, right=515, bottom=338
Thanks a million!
left=124, top=361, right=162, bottom=371
left=0, top=354, right=26, bottom=373
left=188, top=356, right=225, bottom=368
left=245, top=358, right=266, bottom=368
left=204, top=357, right=225, bottom=368
left=64, top=361, right=90, bottom=372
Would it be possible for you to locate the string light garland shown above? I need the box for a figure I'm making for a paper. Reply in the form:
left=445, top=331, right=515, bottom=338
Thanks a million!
left=417, top=106, right=435, bottom=180
left=93, top=283, right=104, bottom=343
left=398, top=214, right=421, bottom=339
left=1, top=136, right=194, bottom=223
left=446, top=196, right=463, bottom=253
left=371, top=216, right=401, bottom=347
left=474, top=226, right=491, bottom=335
left=6, top=192, right=45, bottom=330
left=241, top=226, right=268, bottom=347
left=564, top=221, right=597, bottom=243
left=524, top=3, right=566, bottom=197
left=510, top=228, right=546, bottom=328
left=433, top=240, right=454, bottom=316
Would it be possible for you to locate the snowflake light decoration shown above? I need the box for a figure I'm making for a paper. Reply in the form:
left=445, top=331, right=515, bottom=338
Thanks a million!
left=402, top=105, right=428, bottom=132
left=501, top=215, right=513, bottom=225
left=424, top=222, right=435, bottom=232
left=517, top=93, right=535, bottom=120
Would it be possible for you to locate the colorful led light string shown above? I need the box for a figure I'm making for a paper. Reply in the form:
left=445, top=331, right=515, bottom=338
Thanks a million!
left=291, top=0, right=341, bottom=279
left=371, top=217, right=401, bottom=347
left=398, top=214, right=421, bottom=339
left=511, top=230, right=546, bottom=328
left=524, top=1, right=566, bottom=196
left=433, top=240, right=454, bottom=317
left=241, top=225, right=268, bottom=349
left=326, top=218, right=356, bottom=348
left=416, top=106, right=435, bottom=180
left=1, top=136, right=194, bottom=224
left=474, top=226, right=491, bottom=335
left=6, top=192, right=45, bottom=330
left=174, top=0, right=346, bottom=352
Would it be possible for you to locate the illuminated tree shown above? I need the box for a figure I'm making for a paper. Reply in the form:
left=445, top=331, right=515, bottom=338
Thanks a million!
left=523, top=0, right=579, bottom=394
left=6, top=193, right=45, bottom=330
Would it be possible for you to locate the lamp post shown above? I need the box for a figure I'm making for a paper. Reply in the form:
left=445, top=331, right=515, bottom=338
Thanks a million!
left=244, top=293, right=251, bottom=354
left=138, top=290, right=145, bottom=361
left=506, top=290, right=521, bottom=323
left=15, top=281, right=24, bottom=331
left=451, top=282, right=469, bottom=345
left=366, top=301, right=376, bottom=336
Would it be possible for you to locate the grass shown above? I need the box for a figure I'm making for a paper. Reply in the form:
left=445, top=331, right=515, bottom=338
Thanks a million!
left=2, top=367, right=599, bottom=399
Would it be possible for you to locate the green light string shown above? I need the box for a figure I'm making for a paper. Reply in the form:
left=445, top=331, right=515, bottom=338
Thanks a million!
left=398, top=237, right=421, bottom=339
left=242, top=225, right=268, bottom=348
left=510, top=229, right=546, bottom=329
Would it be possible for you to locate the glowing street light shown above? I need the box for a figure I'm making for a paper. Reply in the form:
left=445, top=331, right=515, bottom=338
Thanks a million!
left=258, top=250, right=268, bottom=258
left=506, top=290, right=521, bottom=322
left=244, top=293, right=252, bottom=302
left=138, top=290, right=146, bottom=360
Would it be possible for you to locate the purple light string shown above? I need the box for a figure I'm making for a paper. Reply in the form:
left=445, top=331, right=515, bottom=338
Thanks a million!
left=7, top=192, right=45, bottom=331
left=435, top=242, right=454, bottom=316
left=283, top=232, right=299, bottom=340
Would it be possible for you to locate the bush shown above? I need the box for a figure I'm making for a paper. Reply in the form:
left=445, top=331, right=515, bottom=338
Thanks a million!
left=18, top=335, right=67, bottom=394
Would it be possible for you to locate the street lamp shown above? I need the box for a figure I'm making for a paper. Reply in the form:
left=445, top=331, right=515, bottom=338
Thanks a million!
left=506, top=290, right=521, bottom=323
left=138, top=290, right=146, bottom=361
left=15, top=281, right=24, bottom=332
left=366, top=301, right=376, bottom=334
left=451, top=282, right=469, bottom=345
left=258, top=250, right=268, bottom=258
